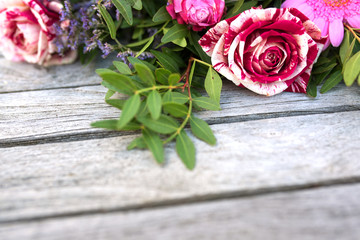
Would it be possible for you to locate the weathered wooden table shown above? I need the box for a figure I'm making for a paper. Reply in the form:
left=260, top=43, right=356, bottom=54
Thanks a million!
left=1, top=55, right=360, bottom=240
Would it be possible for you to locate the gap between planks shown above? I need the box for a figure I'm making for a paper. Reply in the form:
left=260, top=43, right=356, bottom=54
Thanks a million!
left=1, top=177, right=360, bottom=225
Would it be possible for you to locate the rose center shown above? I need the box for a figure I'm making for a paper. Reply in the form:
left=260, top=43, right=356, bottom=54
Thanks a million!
left=189, top=7, right=210, bottom=22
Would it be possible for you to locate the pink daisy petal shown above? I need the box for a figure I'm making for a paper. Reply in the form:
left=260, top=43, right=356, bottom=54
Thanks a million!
left=313, top=17, right=329, bottom=36
left=346, top=15, right=360, bottom=29
left=329, top=19, right=344, bottom=47
left=281, top=0, right=304, bottom=9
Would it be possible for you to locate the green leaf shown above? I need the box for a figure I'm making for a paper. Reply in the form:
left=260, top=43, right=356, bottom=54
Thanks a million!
left=190, top=116, right=216, bottom=145
left=205, top=68, right=222, bottom=102
left=105, top=89, right=115, bottom=100
left=172, top=38, right=187, bottom=47
left=306, top=77, right=317, bottom=97
left=162, top=91, right=189, bottom=104
left=320, top=70, right=343, bottom=93
left=134, top=63, right=155, bottom=86
left=168, top=73, right=181, bottom=86
left=106, top=99, right=126, bottom=109
left=225, top=0, right=244, bottom=18
left=127, top=136, right=147, bottom=150
left=133, top=0, right=142, bottom=10
left=118, top=94, right=141, bottom=128
left=91, top=119, right=118, bottom=130
left=176, top=130, right=196, bottom=170
left=343, top=51, right=360, bottom=86
left=193, top=97, right=221, bottom=111
left=96, top=69, right=137, bottom=95
left=138, top=115, right=179, bottom=134
left=147, top=90, right=162, bottom=120
left=98, top=4, right=117, bottom=39
left=143, top=129, right=164, bottom=164
left=163, top=103, right=188, bottom=117
left=126, top=37, right=153, bottom=47
left=135, top=36, right=154, bottom=57
left=312, top=63, right=337, bottom=74
left=111, top=0, right=133, bottom=25
left=150, top=50, right=179, bottom=73
left=189, top=31, right=211, bottom=63
left=153, top=6, right=171, bottom=22
left=161, top=24, right=189, bottom=43
left=340, top=29, right=350, bottom=64
left=113, top=61, right=132, bottom=75
left=128, top=56, right=157, bottom=71
left=343, top=37, right=357, bottom=67
left=155, top=68, right=171, bottom=85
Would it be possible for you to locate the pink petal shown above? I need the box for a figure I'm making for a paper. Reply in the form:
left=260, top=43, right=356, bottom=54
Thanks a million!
left=329, top=19, right=344, bottom=47
left=346, top=15, right=360, bottom=29
left=295, top=3, right=314, bottom=20
left=281, top=0, right=304, bottom=8
left=313, top=17, right=329, bottom=36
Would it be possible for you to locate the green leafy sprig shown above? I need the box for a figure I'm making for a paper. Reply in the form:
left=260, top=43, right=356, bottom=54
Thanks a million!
left=93, top=57, right=222, bottom=169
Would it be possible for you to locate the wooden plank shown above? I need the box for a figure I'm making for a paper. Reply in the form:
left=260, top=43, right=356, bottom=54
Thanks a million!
left=0, top=56, right=114, bottom=93
left=1, top=111, right=359, bottom=222
left=1, top=184, right=360, bottom=240
left=1, top=82, right=359, bottom=144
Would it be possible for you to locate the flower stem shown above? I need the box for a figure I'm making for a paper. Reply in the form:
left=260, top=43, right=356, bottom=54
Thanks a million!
left=345, top=24, right=360, bottom=44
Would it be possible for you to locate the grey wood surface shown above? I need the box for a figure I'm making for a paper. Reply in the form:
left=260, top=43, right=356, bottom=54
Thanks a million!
left=1, top=183, right=360, bottom=240
left=1, top=55, right=360, bottom=239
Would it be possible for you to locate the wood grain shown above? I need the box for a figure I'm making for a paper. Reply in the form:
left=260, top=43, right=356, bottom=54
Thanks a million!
left=1, top=183, right=360, bottom=240
left=1, top=82, right=359, bottom=144
left=0, top=56, right=113, bottom=93
left=1, top=111, right=359, bottom=222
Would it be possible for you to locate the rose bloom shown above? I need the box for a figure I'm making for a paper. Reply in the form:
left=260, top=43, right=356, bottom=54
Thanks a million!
left=0, top=0, right=76, bottom=66
left=166, top=0, right=225, bottom=31
left=199, top=7, right=328, bottom=96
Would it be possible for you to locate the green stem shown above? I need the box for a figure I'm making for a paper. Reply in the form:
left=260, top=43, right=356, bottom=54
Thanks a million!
left=345, top=24, right=360, bottom=44
left=135, top=84, right=181, bottom=95
left=191, top=57, right=212, bottom=67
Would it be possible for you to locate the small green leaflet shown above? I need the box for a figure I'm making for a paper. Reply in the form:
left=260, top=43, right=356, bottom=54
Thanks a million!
left=155, top=68, right=171, bottom=85
left=205, top=68, right=222, bottom=102
left=113, top=61, right=132, bottom=75
left=111, top=0, right=133, bottom=25
left=193, top=97, right=221, bottom=111
left=118, top=94, right=140, bottom=129
left=127, top=136, right=147, bottom=150
left=168, top=73, right=181, bottom=86
left=151, top=50, right=179, bottom=73
left=162, top=91, right=189, bottom=104
left=96, top=69, right=137, bottom=95
left=98, top=4, right=117, bottom=39
left=320, top=70, right=343, bottom=93
left=106, top=99, right=126, bottom=110
left=190, top=116, right=216, bottom=145
left=143, top=129, right=164, bottom=164
left=176, top=130, right=196, bottom=170
left=343, top=51, right=360, bottom=86
left=163, top=103, right=189, bottom=117
left=134, top=63, right=155, bottom=86
left=161, top=24, right=189, bottom=43
left=135, top=35, right=154, bottom=57
left=153, top=6, right=171, bottom=22
left=138, top=115, right=179, bottom=134
left=91, top=119, right=118, bottom=130
left=147, top=90, right=162, bottom=120
left=128, top=56, right=157, bottom=71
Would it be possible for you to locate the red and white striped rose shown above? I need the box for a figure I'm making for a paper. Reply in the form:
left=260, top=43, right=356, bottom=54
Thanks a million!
left=166, top=0, right=225, bottom=31
left=0, top=0, right=76, bottom=66
left=199, top=8, right=327, bottom=96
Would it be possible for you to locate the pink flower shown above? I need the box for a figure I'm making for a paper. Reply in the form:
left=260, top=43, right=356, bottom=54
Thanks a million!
left=199, top=8, right=327, bottom=96
left=282, top=0, right=360, bottom=47
left=166, top=0, right=225, bottom=31
left=0, top=0, right=76, bottom=66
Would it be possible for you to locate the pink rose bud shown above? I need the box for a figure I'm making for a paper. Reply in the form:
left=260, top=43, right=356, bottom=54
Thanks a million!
left=0, top=0, right=76, bottom=66
left=166, top=0, right=225, bottom=31
left=199, top=8, right=328, bottom=96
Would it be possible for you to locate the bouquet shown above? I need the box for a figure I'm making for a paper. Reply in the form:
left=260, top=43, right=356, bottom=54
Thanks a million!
left=1, top=0, right=359, bottom=169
